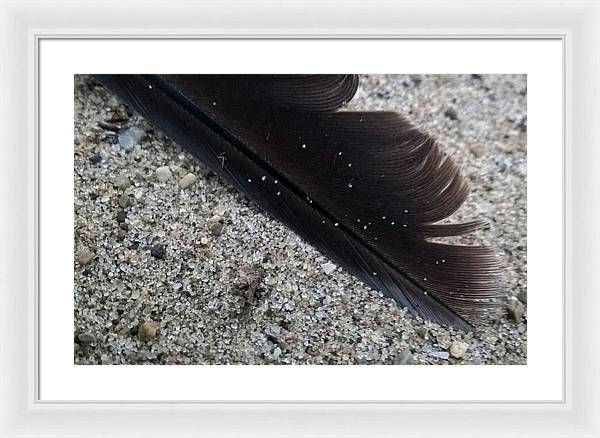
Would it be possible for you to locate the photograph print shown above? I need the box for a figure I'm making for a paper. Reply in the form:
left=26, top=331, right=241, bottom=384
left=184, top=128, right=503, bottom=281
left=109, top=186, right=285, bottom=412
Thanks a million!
left=73, top=74, right=527, bottom=365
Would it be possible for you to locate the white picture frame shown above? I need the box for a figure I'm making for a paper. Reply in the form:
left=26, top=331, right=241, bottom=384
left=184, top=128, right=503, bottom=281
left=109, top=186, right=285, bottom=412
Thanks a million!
left=1, top=0, right=598, bottom=436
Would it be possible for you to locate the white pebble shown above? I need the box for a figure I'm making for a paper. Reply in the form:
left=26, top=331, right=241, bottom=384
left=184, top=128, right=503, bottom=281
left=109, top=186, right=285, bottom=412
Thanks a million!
left=155, top=166, right=172, bottom=183
left=114, top=174, right=130, bottom=190
left=450, top=341, right=469, bottom=359
left=179, top=173, right=197, bottom=189
left=321, top=262, right=337, bottom=275
left=430, top=351, right=450, bottom=360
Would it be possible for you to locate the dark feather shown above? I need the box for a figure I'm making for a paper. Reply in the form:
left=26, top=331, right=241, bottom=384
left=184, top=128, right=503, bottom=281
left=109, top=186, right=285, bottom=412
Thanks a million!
left=95, top=74, right=504, bottom=330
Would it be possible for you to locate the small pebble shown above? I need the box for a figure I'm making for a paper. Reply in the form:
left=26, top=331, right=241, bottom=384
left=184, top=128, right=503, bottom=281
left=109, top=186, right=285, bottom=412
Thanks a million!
left=118, top=194, right=131, bottom=208
left=430, top=351, right=450, bottom=360
left=444, top=108, right=459, bottom=121
left=155, top=166, right=172, bottom=183
left=416, top=327, right=429, bottom=339
left=517, top=290, right=527, bottom=304
left=214, top=206, right=227, bottom=216
left=134, top=189, right=144, bottom=200
left=138, top=321, right=159, bottom=340
left=449, top=341, right=469, bottom=359
left=210, top=222, right=223, bottom=236
left=89, top=153, right=102, bottom=165
left=76, top=249, right=95, bottom=265
left=394, top=349, right=416, bottom=365
left=321, top=262, right=337, bottom=275
left=272, top=347, right=282, bottom=360
left=77, top=333, right=95, bottom=344
left=507, top=300, right=526, bottom=322
left=179, top=173, right=198, bottom=189
left=200, top=237, right=210, bottom=245
left=113, top=174, right=130, bottom=190
left=470, top=144, right=483, bottom=158
left=116, top=210, right=127, bottom=223
left=150, top=244, right=166, bottom=259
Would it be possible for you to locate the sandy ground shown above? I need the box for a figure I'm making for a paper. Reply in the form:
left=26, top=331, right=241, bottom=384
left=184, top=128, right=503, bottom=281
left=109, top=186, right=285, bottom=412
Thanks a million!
left=74, top=74, right=527, bottom=365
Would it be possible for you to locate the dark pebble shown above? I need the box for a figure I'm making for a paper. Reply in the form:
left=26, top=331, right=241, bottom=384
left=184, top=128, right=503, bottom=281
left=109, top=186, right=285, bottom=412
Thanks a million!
left=117, top=229, right=127, bottom=241
left=119, top=222, right=129, bottom=231
left=210, top=222, right=223, bottom=236
left=118, top=194, right=131, bottom=208
left=116, top=210, right=127, bottom=223
left=77, top=333, right=96, bottom=345
left=89, top=153, right=102, bottom=165
left=444, top=108, right=459, bottom=121
left=471, top=74, right=483, bottom=81
left=416, top=327, right=429, bottom=339
left=410, top=75, right=422, bottom=86
left=151, top=244, right=166, bottom=259
left=89, top=192, right=98, bottom=201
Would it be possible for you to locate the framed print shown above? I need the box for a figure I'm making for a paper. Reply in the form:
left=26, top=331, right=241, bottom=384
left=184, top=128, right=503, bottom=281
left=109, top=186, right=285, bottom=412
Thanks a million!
left=1, top=0, right=599, bottom=437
